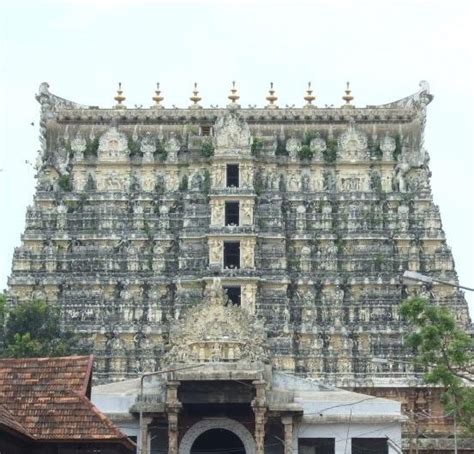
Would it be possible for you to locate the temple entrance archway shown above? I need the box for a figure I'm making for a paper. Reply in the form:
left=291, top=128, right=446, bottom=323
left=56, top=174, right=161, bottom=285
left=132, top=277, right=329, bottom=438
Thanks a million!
left=191, top=428, right=245, bottom=454
left=179, top=418, right=255, bottom=454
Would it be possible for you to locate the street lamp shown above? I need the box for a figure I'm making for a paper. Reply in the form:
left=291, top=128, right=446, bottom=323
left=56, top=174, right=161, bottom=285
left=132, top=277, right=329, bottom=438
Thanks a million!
left=402, top=270, right=474, bottom=292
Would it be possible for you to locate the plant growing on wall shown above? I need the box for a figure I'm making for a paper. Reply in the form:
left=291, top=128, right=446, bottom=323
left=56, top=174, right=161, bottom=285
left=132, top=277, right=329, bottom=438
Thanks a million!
left=179, top=174, right=189, bottom=191
left=202, top=169, right=211, bottom=196
left=323, top=138, right=337, bottom=163
left=275, top=138, right=287, bottom=156
left=154, top=139, right=167, bottom=161
left=251, top=137, right=264, bottom=155
left=57, top=174, right=71, bottom=192
left=393, top=134, right=403, bottom=161
left=128, top=137, right=142, bottom=157
left=298, top=145, right=314, bottom=160
left=200, top=139, right=214, bottom=157
left=84, top=137, right=99, bottom=158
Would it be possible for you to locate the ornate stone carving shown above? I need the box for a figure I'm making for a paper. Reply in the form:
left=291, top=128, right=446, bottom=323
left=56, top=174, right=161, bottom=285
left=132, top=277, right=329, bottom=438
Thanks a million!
left=141, top=132, right=156, bottom=162
left=162, top=278, right=268, bottom=365
left=286, top=137, right=301, bottom=159
left=337, top=123, right=368, bottom=161
left=98, top=127, right=128, bottom=162
left=214, top=111, right=251, bottom=151
left=165, top=135, right=180, bottom=161
left=380, top=134, right=396, bottom=160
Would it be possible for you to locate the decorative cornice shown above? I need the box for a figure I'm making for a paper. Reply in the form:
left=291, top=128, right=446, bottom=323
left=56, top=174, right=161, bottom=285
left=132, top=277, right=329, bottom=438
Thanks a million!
left=39, top=81, right=430, bottom=125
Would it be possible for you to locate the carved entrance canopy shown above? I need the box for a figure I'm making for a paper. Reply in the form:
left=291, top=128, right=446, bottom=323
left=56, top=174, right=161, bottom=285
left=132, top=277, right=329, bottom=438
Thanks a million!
left=162, top=278, right=268, bottom=366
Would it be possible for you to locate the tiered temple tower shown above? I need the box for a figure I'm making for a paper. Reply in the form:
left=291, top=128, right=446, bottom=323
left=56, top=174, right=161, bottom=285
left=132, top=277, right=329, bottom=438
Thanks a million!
left=7, top=81, right=472, bottom=451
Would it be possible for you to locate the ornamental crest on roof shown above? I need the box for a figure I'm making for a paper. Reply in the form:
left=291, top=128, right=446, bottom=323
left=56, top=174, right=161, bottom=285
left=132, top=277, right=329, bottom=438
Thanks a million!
left=98, top=127, right=128, bottom=162
left=162, top=278, right=269, bottom=366
left=214, top=111, right=252, bottom=152
left=337, top=121, right=368, bottom=161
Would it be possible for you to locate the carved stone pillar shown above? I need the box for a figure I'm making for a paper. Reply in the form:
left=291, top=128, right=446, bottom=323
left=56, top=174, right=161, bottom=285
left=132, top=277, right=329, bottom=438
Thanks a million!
left=281, top=415, right=293, bottom=454
left=166, top=381, right=182, bottom=454
left=252, top=380, right=267, bottom=454
left=139, top=416, right=153, bottom=454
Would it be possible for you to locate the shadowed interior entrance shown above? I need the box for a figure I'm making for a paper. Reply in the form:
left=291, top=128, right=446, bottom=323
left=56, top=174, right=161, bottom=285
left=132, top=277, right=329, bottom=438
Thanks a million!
left=191, top=428, right=246, bottom=454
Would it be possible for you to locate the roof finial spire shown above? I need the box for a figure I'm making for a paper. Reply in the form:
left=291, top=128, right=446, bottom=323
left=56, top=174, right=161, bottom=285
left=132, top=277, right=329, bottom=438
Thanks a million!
left=189, top=82, right=203, bottom=109
left=342, top=81, right=354, bottom=107
left=227, top=81, right=240, bottom=108
left=114, top=82, right=126, bottom=109
left=265, top=82, right=278, bottom=109
left=304, top=81, right=316, bottom=108
left=152, top=82, right=164, bottom=109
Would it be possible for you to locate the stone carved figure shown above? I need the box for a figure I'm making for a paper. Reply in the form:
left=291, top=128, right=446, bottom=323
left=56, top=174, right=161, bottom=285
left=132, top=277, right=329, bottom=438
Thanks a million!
left=214, top=111, right=252, bottom=151
left=286, top=138, right=302, bottom=159
left=380, top=135, right=396, bottom=160
left=165, top=134, right=180, bottom=161
left=98, top=127, right=128, bottom=161
left=337, top=123, right=368, bottom=161
left=141, top=132, right=156, bottom=162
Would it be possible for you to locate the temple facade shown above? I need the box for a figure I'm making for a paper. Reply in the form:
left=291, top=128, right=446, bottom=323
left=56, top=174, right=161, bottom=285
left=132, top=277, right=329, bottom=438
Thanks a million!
left=6, top=81, right=472, bottom=452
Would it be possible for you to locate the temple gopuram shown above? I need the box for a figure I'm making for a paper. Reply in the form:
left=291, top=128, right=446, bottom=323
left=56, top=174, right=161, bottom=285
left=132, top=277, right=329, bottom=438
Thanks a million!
left=7, top=81, right=472, bottom=453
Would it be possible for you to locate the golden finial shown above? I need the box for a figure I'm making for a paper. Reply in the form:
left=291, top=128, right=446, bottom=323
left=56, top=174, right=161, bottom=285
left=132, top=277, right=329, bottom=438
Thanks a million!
left=114, top=82, right=126, bottom=109
left=189, top=82, right=202, bottom=109
left=342, top=81, right=354, bottom=107
left=304, top=81, right=316, bottom=107
left=152, top=82, right=164, bottom=108
left=265, top=82, right=278, bottom=109
left=228, top=81, right=240, bottom=106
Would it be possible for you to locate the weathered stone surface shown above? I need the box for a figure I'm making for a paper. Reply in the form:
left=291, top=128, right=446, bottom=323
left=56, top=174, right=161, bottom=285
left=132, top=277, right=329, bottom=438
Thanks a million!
left=7, top=82, right=470, bottom=389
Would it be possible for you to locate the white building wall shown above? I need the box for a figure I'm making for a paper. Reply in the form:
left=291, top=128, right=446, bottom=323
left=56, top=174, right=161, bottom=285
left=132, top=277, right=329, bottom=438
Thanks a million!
left=293, top=422, right=402, bottom=454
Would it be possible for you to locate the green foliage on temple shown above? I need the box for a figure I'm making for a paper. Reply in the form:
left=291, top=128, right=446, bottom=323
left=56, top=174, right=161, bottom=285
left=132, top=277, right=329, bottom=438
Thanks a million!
left=401, top=297, right=474, bottom=432
left=298, top=145, right=313, bottom=160
left=202, top=169, right=211, bottom=196
left=200, top=140, right=215, bottom=157
left=393, top=134, right=403, bottom=161
left=84, top=137, right=99, bottom=158
left=57, top=174, right=72, bottom=191
left=323, top=138, right=338, bottom=163
left=154, top=139, right=167, bottom=161
left=128, top=138, right=142, bottom=156
left=0, top=298, right=84, bottom=358
left=275, top=138, right=287, bottom=155
left=251, top=137, right=264, bottom=155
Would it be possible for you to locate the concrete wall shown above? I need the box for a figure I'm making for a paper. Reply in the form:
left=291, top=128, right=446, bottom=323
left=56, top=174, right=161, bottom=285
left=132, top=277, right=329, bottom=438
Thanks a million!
left=293, top=422, right=402, bottom=454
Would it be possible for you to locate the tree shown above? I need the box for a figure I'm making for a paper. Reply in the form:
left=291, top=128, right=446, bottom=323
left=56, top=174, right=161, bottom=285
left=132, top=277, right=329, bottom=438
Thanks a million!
left=1, top=298, right=83, bottom=358
left=401, top=296, right=474, bottom=431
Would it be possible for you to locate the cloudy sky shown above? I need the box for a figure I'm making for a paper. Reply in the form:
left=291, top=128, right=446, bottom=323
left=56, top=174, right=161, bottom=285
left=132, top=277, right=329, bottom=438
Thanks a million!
left=0, top=0, right=473, bottom=314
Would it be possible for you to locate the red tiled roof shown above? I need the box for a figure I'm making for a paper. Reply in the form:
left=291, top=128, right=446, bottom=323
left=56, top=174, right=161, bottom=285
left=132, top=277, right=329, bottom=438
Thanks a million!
left=0, top=355, right=134, bottom=449
left=0, top=403, right=32, bottom=439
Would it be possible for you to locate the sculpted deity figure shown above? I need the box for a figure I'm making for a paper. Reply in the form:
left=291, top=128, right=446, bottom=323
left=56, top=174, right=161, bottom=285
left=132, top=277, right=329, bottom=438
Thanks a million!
left=56, top=202, right=67, bottom=229
left=209, top=239, right=221, bottom=264
left=241, top=243, right=254, bottom=268
left=286, top=138, right=301, bottom=159
left=240, top=164, right=252, bottom=188
left=282, top=306, right=291, bottom=333
left=241, top=200, right=253, bottom=225
left=394, top=159, right=410, bottom=193
left=212, top=202, right=224, bottom=225
left=398, top=204, right=409, bottom=231
left=213, top=165, right=224, bottom=187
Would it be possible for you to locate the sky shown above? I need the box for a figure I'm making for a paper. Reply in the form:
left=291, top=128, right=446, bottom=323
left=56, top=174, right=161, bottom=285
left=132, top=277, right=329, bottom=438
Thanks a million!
left=0, top=0, right=473, bottom=315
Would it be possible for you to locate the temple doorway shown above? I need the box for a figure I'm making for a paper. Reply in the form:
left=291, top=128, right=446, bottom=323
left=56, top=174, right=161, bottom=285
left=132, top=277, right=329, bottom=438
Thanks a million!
left=190, top=428, right=246, bottom=454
